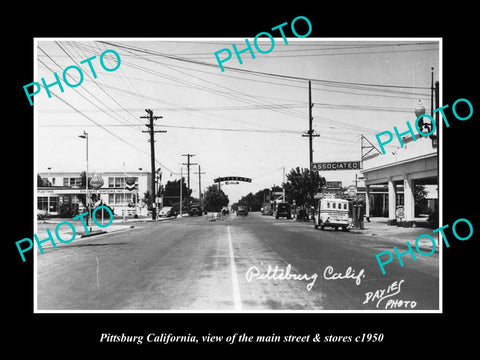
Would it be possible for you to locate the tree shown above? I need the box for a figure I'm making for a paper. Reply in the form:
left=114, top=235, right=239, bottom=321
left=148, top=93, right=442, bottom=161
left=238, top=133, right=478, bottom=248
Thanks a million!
left=283, top=167, right=321, bottom=208
left=203, top=185, right=229, bottom=212
left=161, top=177, right=191, bottom=206
left=142, top=191, right=153, bottom=210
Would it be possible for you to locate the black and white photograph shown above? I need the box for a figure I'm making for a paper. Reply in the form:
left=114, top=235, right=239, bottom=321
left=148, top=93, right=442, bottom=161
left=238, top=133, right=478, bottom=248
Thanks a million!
left=33, top=37, right=440, bottom=312
left=6, top=6, right=479, bottom=354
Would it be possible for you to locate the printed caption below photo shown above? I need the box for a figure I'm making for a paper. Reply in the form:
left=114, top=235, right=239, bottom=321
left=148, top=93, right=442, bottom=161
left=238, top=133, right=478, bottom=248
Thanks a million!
left=99, top=332, right=384, bottom=345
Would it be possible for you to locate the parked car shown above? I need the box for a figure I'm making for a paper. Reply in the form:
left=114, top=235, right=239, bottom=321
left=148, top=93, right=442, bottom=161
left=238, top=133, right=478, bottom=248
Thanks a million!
left=189, top=205, right=203, bottom=216
left=275, top=203, right=292, bottom=219
left=236, top=205, right=248, bottom=216
left=159, top=206, right=177, bottom=217
left=261, top=203, right=273, bottom=216
left=221, top=206, right=230, bottom=215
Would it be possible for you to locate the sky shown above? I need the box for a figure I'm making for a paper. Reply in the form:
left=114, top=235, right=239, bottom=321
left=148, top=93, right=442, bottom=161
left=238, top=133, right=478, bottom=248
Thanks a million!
left=35, top=38, right=440, bottom=203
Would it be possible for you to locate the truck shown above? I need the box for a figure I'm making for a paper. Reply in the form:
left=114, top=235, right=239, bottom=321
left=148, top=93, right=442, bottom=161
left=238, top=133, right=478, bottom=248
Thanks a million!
left=314, top=197, right=350, bottom=231
left=236, top=205, right=248, bottom=216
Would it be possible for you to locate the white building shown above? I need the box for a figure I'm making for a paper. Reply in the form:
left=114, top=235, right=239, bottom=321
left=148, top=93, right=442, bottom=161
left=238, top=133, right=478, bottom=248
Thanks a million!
left=37, top=171, right=152, bottom=217
left=361, top=133, right=438, bottom=226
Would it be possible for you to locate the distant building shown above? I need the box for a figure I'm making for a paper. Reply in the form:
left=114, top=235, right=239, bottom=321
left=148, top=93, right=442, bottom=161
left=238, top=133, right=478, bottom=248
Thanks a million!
left=37, top=171, right=151, bottom=217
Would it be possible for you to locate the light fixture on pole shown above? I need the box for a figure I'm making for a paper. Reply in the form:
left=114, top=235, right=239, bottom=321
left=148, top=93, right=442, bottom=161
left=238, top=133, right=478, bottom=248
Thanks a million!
left=415, top=99, right=437, bottom=147
left=414, top=99, right=426, bottom=118
left=78, top=130, right=92, bottom=232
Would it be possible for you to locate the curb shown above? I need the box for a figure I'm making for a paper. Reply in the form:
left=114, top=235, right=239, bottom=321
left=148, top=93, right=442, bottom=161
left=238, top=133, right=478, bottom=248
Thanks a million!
left=77, top=225, right=135, bottom=238
left=349, top=229, right=439, bottom=252
left=78, top=225, right=135, bottom=238
left=79, top=230, right=107, bottom=238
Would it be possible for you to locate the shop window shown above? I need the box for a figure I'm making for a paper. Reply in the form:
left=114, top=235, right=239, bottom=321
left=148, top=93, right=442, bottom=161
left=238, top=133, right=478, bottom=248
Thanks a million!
left=49, top=197, right=58, bottom=212
left=110, top=177, right=126, bottom=188
left=37, top=196, right=48, bottom=211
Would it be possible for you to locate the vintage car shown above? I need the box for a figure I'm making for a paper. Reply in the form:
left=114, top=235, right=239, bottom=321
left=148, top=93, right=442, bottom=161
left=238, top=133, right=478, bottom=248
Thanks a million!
left=314, top=198, right=350, bottom=231
left=236, top=205, right=248, bottom=216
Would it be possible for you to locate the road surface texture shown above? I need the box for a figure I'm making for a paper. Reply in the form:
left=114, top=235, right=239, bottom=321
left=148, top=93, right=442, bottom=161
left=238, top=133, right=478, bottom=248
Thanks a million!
left=36, top=212, right=439, bottom=311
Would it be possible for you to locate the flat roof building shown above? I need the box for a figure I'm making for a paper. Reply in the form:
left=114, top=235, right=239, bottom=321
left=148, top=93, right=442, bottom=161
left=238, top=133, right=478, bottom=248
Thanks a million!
left=361, top=132, right=438, bottom=226
left=37, top=171, right=151, bottom=217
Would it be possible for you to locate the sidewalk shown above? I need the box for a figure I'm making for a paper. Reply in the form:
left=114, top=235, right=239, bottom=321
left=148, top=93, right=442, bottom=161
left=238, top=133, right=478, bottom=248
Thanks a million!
left=349, top=217, right=439, bottom=251
left=34, top=214, right=180, bottom=248
left=33, top=212, right=196, bottom=252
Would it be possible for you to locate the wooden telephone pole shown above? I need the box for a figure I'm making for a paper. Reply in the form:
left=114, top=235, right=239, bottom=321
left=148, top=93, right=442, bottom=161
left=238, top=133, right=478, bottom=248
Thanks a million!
left=141, top=109, right=166, bottom=220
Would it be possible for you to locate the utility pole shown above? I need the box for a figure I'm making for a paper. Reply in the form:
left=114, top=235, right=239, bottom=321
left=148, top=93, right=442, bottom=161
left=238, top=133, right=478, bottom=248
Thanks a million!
left=182, top=153, right=197, bottom=213
left=141, top=109, right=166, bottom=220
left=302, top=80, right=319, bottom=212
left=194, top=165, right=206, bottom=211
left=302, top=81, right=319, bottom=168
left=180, top=167, right=183, bottom=217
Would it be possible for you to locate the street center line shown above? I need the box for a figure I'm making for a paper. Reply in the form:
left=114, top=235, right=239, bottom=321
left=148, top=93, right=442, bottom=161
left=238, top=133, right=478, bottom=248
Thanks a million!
left=227, top=225, right=242, bottom=311
left=95, top=255, right=100, bottom=289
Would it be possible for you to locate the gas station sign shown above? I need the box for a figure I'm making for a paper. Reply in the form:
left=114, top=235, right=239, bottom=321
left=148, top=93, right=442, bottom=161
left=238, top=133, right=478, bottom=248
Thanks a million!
left=312, top=161, right=360, bottom=171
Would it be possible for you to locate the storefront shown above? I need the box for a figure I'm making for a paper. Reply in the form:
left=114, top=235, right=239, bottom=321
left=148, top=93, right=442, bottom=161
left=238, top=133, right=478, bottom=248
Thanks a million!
left=361, top=133, right=438, bottom=226
left=37, top=171, right=151, bottom=217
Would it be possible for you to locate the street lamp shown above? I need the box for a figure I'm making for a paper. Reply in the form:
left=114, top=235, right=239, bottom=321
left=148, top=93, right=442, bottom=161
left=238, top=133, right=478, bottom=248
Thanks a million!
left=414, top=99, right=426, bottom=118
left=415, top=99, right=437, bottom=146
left=78, top=130, right=92, bottom=232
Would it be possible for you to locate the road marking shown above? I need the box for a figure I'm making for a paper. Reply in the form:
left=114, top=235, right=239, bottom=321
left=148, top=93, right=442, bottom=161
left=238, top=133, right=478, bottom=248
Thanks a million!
left=227, top=225, right=242, bottom=311
left=95, top=255, right=100, bottom=289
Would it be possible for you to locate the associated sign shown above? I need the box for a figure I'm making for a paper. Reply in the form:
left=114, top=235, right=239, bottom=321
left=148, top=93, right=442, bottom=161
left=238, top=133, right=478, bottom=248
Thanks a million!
left=225, top=181, right=239, bottom=185
left=214, top=176, right=252, bottom=183
left=312, top=161, right=360, bottom=171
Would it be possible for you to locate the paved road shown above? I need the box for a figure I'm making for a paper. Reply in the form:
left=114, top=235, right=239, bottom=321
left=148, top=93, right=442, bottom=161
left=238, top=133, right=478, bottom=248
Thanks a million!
left=36, top=212, right=439, bottom=311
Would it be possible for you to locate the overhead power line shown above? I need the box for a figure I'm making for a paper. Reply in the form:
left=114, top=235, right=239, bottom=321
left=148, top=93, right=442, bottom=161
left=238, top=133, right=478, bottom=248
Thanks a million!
left=36, top=58, right=175, bottom=174
left=98, top=41, right=432, bottom=91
